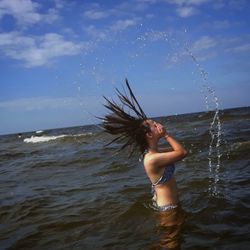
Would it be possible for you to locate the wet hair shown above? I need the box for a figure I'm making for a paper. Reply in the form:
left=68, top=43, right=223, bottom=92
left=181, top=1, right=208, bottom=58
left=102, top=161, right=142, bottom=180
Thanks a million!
left=101, top=79, right=150, bottom=156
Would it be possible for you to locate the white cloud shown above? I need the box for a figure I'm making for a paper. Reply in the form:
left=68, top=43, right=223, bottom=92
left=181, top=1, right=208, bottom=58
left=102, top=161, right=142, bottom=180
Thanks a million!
left=228, top=0, right=247, bottom=10
left=164, top=0, right=210, bottom=17
left=165, top=0, right=210, bottom=5
left=0, top=32, right=85, bottom=67
left=200, top=20, right=232, bottom=30
left=187, top=36, right=217, bottom=62
left=213, top=0, right=247, bottom=10
left=110, top=19, right=138, bottom=32
left=187, top=35, right=250, bottom=59
left=136, top=0, right=219, bottom=19
left=137, top=30, right=169, bottom=42
left=83, top=3, right=125, bottom=20
left=221, top=34, right=250, bottom=54
left=83, top=1, right=149, bottom=22
left=84, top=18, right=139, bottom=41
left=135, top=0, right=210, bottom=6
left=145, top=13, right=155, bottom=19
left=44, top=8, right=60, bottom=24
left=176, top=6, right=197, bottom=17
left=83, top=9, right=110, bottom=20
left=136, top=0, right=158, bottom=3
left=0, top=0, right=60, bottom=26
left=226, top=43, right=250, bottom=53
left=84, top=25, right=109, bottom=41
left=212, top=0, right=225, bottom=9
left=192, top=36, right=217, bottom=52
left=166, top=35, right=217, bottom=67
left=53, top=0, right=64, bottom=9
left=0, top=97, right=75, bottom=111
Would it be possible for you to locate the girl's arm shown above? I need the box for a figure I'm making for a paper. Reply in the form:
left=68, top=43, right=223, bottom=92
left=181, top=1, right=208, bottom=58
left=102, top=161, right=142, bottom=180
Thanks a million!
left=158, top=147, right=171, bottom=153
left=150, top=127, right=187, bottom=167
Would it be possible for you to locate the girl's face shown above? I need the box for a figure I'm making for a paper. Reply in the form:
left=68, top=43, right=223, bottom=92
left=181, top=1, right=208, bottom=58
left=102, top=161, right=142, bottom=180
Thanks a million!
left=145, top=120, right=163, bottom=139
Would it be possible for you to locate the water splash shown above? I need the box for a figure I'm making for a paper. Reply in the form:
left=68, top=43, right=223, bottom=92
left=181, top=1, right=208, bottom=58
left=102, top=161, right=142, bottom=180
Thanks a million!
left=185, top=47, right=222, bottom=197
left=136, top=29, right=224, bottom=196
left=73, top=28, right=223, bottom=193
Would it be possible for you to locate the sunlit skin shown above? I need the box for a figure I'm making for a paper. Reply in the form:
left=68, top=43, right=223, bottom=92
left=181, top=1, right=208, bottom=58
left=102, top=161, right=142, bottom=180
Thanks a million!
left=143, top=120, right=187, bottom=207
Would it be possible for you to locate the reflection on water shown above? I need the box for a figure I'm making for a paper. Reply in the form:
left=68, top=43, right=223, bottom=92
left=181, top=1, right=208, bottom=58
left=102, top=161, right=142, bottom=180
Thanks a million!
left=152, top=207, right=186, bottom=250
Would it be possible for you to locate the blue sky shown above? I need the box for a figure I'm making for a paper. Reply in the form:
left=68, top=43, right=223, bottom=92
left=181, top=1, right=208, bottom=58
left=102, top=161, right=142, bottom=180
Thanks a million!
left=0, top=0, right=249, bottom=135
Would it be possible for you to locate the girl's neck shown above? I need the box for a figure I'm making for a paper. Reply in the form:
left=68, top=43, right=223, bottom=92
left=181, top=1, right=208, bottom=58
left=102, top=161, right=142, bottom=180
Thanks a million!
left=146, top=137, right=159, bottom=154
left=147, top=141, right=158, bottom=153
left=147, top=147, right=158, bottom=153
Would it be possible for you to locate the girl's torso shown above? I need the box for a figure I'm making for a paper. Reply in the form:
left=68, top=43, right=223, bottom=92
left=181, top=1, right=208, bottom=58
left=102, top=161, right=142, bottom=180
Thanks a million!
left=144, top=153, right=179, bottom=206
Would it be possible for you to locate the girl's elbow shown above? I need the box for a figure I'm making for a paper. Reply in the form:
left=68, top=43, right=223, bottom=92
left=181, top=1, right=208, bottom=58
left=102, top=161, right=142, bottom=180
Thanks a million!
left=176, top=149, right=187, bottom=159
left=181, top=149, right=188, bottom=158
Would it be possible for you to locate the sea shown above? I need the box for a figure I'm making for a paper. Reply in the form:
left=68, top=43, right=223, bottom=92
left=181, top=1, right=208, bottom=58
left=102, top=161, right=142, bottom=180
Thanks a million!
left=0, top=106, right=249, bottom=250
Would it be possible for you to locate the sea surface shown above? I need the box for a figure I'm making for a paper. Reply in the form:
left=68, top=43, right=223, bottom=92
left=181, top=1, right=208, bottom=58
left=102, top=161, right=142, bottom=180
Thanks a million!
left=0, top=107, right=249, bottom=249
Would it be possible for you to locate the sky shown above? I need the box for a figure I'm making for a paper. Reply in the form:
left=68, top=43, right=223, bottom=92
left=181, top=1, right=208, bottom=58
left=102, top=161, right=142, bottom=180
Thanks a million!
left=0, top=0, right=250, bottom=135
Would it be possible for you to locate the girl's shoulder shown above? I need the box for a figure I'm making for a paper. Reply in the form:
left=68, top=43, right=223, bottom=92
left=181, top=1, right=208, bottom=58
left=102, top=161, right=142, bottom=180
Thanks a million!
left=143, top=152, right=163, bottom=175
left=143, top=152, right=158, bottom=168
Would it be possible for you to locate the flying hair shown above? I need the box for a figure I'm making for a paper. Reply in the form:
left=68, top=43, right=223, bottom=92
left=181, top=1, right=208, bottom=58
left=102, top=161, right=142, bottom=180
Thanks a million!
left=101, top=78, right=149, bottom=156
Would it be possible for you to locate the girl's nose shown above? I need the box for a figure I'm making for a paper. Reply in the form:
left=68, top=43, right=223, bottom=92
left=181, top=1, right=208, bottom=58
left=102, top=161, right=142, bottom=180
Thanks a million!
left=157, top=123, right=162, bottom=128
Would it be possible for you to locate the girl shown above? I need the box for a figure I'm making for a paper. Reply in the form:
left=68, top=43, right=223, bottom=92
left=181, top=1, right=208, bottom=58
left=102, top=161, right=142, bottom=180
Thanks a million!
left=102, top=79, right=187, bottom=211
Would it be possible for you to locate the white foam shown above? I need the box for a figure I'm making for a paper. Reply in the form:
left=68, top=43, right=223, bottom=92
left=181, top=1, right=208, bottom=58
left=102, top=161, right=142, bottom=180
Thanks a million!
left=23, top=132, right=93, bottom=143
left=35, top=130, right=44, bottom=134
left=24, top=135, right=67, bottom=143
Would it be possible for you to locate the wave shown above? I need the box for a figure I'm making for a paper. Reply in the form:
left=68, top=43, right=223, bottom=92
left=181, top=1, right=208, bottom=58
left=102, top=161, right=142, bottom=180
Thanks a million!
left=23, top=133, right=93, bottom=143
left=230, top=140, right=250, bottom=152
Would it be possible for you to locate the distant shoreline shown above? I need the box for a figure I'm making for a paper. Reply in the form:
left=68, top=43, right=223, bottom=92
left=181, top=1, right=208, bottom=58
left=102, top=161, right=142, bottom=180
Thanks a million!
left=1, top=105, right=249, bottom=137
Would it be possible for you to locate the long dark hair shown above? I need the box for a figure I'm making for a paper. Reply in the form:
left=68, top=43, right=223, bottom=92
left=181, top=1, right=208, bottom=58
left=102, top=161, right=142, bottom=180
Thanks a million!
left=101, top=79, right=149, bottom=156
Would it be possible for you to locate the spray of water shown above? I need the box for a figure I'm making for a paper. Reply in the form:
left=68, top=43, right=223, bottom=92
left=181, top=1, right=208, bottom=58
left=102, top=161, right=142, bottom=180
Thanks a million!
left=74, top=28, right=223, bottom=195
left=186, top=48, right=222, bottom=196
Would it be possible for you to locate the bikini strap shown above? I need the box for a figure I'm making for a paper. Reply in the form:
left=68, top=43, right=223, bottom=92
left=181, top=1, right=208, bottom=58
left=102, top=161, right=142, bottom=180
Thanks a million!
left=152, top=175, right=163, bottom=186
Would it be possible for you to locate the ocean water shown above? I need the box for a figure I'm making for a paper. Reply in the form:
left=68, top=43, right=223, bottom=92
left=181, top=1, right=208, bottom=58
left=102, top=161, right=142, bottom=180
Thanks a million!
left=0, top=107, right=249, bottom=249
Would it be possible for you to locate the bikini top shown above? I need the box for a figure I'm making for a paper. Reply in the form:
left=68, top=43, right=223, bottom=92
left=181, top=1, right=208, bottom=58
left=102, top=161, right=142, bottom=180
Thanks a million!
left=152, top=164, right=175, bottom=186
